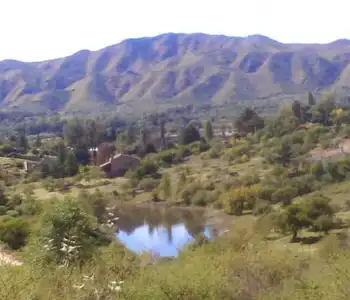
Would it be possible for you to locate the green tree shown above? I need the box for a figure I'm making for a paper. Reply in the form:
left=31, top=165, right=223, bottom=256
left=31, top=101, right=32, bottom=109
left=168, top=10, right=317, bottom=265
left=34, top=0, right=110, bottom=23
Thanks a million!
left=275, top=193, right=334, bottom=242
left=308, top=92, right=316, bottom=106
left=40, top=198, right=109, bottom=266
left=57, top=141, right=67, bottom=166
left=264, top=138, right=293, bottom=166
left=160, top=174, right=172, bottom=200
left=126, top=125, right=136, bottom=145
left=203, top=120, right=214, bottom=142
left=276, top=204, right=310, bottom=242
left=234, top=108, right=264, bottom=135
left=291, top=100, right=304, bottom=123
left=86, top=120, right=104, bottom=147
left=63, top=118, right=87, bottom=148
left=311, top=94, right=336, bottom=125
left=65, top=151, right=79, bottom=177
left=0, top=218, right=29, bottom=250
left=176, top=172, right=187, bottom=196
left=74, top=146, right=90, bottom=165
left=160, top=119, right=166, bottom=149
left=34, top=135, right=42, bottom=148
left=17, top=130, right=28, bottom=152
left=140, top=127, right=148, bottom=147
left=179, top=122, right=201, bottom=145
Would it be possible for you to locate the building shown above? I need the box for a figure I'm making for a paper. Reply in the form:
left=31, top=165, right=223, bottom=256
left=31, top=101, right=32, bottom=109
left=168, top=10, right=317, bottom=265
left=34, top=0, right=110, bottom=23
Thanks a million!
left=23, top=156, right=56, bottom=172
left=100, top=154, right=140, bottom=177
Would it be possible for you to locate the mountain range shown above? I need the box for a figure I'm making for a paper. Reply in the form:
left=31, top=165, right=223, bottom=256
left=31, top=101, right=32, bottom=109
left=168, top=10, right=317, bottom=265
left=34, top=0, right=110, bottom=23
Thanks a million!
left=1, top=33, right=350, bottom=113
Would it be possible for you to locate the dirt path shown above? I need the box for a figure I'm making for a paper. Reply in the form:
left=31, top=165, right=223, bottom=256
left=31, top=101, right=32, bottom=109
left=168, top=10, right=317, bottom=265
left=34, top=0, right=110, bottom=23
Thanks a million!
left=0, top=250, right=23, bottom=266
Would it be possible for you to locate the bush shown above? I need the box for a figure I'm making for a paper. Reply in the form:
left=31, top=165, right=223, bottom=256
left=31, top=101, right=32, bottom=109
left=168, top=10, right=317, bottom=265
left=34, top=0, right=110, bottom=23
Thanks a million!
left=0, top=205, right=6, bottom=216
left=20, top=196, right=43, bottom=216
left=6, top=210, right=19, bottom=218
left=313, top=215, right=335, bottom=234
left=191, top=190, right=218, bottom=206
left=138, top=178, right=159, bottom=192
left=42, top=177, right=56, bottom=192
left=0, top=217, right=29, bottom=249
left=253, top=201, right=272, bottom=216
left=40, top=198, right=111, bottom=265
left=130, top=160, right=159, bottom=181
left=271, top=186, right=298, bottom=206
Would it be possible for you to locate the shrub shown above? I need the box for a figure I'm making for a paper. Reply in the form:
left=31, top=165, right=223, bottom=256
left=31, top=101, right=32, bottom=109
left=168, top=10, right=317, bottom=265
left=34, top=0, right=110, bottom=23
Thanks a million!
left=0, top=217, right=29, bottom=249
left=40, top=198, right=110, bottom=265
left=6, top=210, right=19, bottom=218
left=130, top=160, right=159, bottom=181
left=191, top=190, right=217, bottom=206
left=313, top=215, right=335, bottom=234
left=271, top=186, right=298, bottom=206
left=275, top=193, right=334, bottom=242
left=42, top=177, right=56, bottom=192
left=0, top=205, right=6, bottom=216
left=138, top=178, right=160, bottom=192
left=20, top=196, right=43, bottom=216
left=253, top=201, right=272, bottom=216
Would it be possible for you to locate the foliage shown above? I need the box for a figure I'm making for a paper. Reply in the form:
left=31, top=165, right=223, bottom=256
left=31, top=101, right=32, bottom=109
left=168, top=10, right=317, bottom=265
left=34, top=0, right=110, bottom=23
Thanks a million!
left=234, top=108, right=264, bottom=134
left=159, top=174, right=172, bottom=200
left=0, top=217, right=29, bottom=249
left=39, top=198, right=110, bottom=266
left=275, top=193, right=334, bottom=241
left=179, top=122, right=201, bottom=145
left=203, top=120, right=214, bottom=142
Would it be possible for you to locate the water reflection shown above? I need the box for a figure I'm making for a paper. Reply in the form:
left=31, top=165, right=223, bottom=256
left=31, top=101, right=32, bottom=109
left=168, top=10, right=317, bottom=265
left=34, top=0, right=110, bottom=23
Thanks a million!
left=113, top=205, right=218, bottom=256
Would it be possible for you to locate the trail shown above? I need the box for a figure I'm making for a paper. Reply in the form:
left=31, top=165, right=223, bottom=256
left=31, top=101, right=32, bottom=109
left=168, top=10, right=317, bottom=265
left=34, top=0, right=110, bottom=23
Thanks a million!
left=0, top=250, right=23, bottom=266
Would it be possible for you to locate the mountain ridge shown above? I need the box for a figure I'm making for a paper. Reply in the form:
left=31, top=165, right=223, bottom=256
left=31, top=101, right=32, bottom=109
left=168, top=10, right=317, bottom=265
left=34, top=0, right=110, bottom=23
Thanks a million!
left=1, top=33, right=350, bottom=113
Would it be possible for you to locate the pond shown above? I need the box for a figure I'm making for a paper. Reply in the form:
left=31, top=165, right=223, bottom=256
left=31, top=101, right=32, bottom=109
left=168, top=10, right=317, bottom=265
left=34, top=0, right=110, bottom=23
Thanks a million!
left=112, top=205, right=224, bottom=257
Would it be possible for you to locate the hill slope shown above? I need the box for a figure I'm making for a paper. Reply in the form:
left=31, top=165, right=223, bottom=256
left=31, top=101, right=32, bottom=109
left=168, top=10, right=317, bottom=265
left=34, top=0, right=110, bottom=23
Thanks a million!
left=1, top=33, right=350, bottom=113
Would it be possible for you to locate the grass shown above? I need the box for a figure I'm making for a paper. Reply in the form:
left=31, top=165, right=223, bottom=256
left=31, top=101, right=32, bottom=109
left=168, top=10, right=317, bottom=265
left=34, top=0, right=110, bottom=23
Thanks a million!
left=1, top=218, right=350, bottom=300
left=321, top=180, right=350, bottom=206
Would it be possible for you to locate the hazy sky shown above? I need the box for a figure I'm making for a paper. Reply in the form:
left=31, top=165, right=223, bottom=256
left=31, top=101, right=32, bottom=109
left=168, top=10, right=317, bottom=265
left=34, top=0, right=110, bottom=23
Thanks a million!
left=1, top=0, right=349, bottom=61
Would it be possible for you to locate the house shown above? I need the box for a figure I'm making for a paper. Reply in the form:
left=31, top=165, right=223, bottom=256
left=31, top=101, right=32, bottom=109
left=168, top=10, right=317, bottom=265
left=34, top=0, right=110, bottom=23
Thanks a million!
left=100, top=154, right=140, bottom=177
left=23, top=156, right=57, bottom=172
left=23, top=160, right=40, bottom=172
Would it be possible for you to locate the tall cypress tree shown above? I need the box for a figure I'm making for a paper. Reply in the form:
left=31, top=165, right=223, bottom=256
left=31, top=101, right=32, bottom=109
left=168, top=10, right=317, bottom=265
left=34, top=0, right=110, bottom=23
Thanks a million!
left=203, top=120, right=214, bottom=142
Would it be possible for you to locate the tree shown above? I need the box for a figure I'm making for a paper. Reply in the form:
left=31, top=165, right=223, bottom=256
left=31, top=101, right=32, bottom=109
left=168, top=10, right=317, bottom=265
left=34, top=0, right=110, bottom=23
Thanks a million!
left=275, top=193, right=334, bottom=242
left=160, top=119, right=166, bottom=149
left=0, top=218, right=29, bottom=250
left=308, top=92, right=316, bottom=106
left=234, top=108, right=264, bottom=135
left=311, top=94, right=336, bottom=125
left=203, top=120, right=214, bottom=142
left=179, top=122, right=201, bottom=145
left=176, top=172, right=187, bottom=196
left=57, top=141, right=67, bottom=166
left=264, top=138, right=293, bottom=166
left=279, top=104, right=294, bottom=119
left=140, top=127, right=148, bottom=147
left=86, top=120, right=104, bottom=147
left=291, top=101, right=304, bottom=123
left=160, top=174, right=172, bottom=200
left=40, top=198, right=109, bottom=266
left=63, top=118, right=87, bottom=148
left=17, top=130, right=28, bottom=153
left=74, top=146, right=90, bottom=165
left=276, top=204, right=310, bottom=242
left=126, top=125, right=136, bottom=145
left=65, top=151, right=79, bottom=177
left=34, top=135, right=42, bottom=148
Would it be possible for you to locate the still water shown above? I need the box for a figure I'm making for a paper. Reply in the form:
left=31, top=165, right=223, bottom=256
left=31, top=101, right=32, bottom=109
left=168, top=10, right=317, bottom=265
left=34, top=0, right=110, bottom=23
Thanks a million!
left=113, top=205, right=221, bottom=257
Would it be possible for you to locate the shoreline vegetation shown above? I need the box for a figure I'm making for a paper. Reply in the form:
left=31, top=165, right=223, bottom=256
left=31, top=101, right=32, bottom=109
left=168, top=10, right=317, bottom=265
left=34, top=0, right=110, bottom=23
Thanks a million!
left=2, top=93, right=350, bottom=298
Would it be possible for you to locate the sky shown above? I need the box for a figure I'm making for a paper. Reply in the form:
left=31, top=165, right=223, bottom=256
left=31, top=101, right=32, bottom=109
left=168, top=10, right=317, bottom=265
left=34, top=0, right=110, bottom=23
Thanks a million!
left=0, top=0, right=349, bottom=62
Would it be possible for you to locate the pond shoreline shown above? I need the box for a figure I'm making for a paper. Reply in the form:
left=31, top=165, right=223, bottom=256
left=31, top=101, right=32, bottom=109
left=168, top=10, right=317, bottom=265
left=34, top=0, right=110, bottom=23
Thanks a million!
left=110, top=200, right=232, bottom=234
